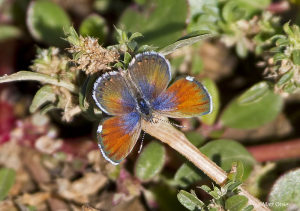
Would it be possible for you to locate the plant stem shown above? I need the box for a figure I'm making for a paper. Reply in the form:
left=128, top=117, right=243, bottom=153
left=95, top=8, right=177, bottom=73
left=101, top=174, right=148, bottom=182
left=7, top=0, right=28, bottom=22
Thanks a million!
left=248, top=139, right=300, bottom=162
left=142, top=118, right=270, bottom=211
left=0, top=71, right=79, bottom=93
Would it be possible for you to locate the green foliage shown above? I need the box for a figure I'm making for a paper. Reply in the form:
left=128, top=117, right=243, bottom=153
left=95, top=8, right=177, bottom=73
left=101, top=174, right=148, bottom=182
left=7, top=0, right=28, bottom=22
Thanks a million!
left=201, top=140, right=255, bottom=180
left=177, top=190, right=204, bottom=211
left=135, top=141, right=166, bottom=181
left=268, top=168, right=300, bottom=211
left=177, top=162, right=253, bottom=211
left=174, top=140, right=255, bottom=188
left=221, top=88, right=283, bottom=129
left=29, top=85, right=56, bottom=113
left=79, top=14, right=108, bottom=44
left=159, top=30, right=213, bottom=56
left=27, top=0, right=71, bottom=46
left=0, top=24, right=22, bottom=41
left=0, top=168, right=16, bottom=201
left=118, top=0, right=188, bottom=48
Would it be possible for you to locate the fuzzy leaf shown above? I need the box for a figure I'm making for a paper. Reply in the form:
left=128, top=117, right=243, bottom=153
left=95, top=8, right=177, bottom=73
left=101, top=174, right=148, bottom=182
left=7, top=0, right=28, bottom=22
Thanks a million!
left=237, top=81, right=270, bottom=104
left=118, top=0, right=188, bottom=48
left=201, top=140, right=255, bottom=181
left=291, top=49, right=300, bottom=65
left=0, top=71, right=78, bottom=93
left=177, top=190, right=204, bottom=211
left=135, top=141, right=165, bottom=181
left=200, top=78, right=220, bottom=125
left=186, top=132, right=205, bottom=147
left=225, top=195, right=248, bottom=211
left=79, top=14, right=108, bottom=44
left=0, top=168, right=16, bottom=201
left=30, top=85, right=57, bottom=113
left=277, top=70, right=294, bottom=86
left=0, top=25, right=22, bottom=41
left=159, top=30, right=213, bottom=55
left=228, top=161, right=244, bottom=182
left=27, top=0, right=71, bottom=46
left=174, top=162, right=202, bottom=188
left=221, top=90, right=283, bottom=129
left=268, top=168, right=300, bottom=211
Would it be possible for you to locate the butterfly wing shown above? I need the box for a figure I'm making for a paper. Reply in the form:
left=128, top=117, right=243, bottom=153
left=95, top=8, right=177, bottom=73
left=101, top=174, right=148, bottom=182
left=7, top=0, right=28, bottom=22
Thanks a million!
left=93, top=71, right=136, bottom=115
left=128, top=52, right=171, bottom=102
left=152, top=76, right=212, bottom=118
left=97, top=112, right=141, bottom=165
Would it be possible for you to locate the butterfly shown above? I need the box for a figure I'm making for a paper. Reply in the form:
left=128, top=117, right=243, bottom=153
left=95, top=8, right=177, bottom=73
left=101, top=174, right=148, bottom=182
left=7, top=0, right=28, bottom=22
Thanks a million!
left=92, top=51, right=212, bottom=165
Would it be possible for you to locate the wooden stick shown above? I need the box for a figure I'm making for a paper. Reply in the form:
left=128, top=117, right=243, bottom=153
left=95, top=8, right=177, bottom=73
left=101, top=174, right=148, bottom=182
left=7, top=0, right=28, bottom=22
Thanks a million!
left=142, top=118, right=270, bottom=211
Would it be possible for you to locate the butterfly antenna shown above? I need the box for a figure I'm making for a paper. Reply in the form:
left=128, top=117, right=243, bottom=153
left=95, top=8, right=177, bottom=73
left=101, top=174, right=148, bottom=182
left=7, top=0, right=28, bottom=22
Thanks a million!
left=138, top=131, right=146, bottom=153
left=152, top=116, right=186, bottom=128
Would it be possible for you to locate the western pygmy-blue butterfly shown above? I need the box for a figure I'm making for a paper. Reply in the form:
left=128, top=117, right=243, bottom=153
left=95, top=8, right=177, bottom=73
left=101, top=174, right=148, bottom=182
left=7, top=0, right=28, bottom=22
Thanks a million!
left=92, top=51, right=212, bottom=165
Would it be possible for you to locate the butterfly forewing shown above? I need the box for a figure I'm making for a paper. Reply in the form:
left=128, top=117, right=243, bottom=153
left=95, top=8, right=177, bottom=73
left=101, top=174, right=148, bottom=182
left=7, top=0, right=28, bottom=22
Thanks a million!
left=128, top=52, right=171, bottom=102
left=152, top=76, right=212, bottom=118
left=97, top=112, right=141, bottom=165
left=93, top=71, right=136, bottom=115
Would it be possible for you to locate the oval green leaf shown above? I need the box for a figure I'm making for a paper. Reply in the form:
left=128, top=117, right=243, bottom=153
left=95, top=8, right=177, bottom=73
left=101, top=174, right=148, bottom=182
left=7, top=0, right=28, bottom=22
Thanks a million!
left=0, top=168, right=16, bottom=201
left=177, top=190, right=204, bottom=211
left=30, top=85, right=56, bottom=113
left=79, top=14, right=108, bottom=44
left=221, top=90, right=283, bottom=129
left=159, top=30, right=213, bottom=55
left=237, top=81, right=270, bottom=104
left=118, top=0, right=188, bottom=48
left=268, top=168, right=300, bottom=211
left=201, top=139, right=255, bottom=180
left=225, top=195, right=248, bottom=211
left=135, top=141, right=166, bottom=181
left=27, top=0, right=71, bottom=46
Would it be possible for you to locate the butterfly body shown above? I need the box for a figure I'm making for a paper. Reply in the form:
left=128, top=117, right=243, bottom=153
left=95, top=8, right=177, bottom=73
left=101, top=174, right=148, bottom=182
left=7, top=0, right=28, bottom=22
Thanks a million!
left=93, top=51, right=212, bottom=165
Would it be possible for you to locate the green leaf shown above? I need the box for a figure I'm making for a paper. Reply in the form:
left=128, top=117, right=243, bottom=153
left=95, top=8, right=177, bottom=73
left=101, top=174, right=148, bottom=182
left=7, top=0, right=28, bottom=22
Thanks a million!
left=0, top=168, right=16, bottom=201
left=0, top=25, right=22, bottom=41
left=237, top=81, right=270, bottom=104
left=201, top=140, right=255, bottom=180
left=123, top=52, right=132, bottom=66
left=190, top=55, right=203, bottom=74
left=200, top=78, right=220, bottom=125
left=135, top=141, right=166, bottom=181
left=29, top=85, right=57, bottom=113
left=79, top=14, right=108, bottom=44
left=221, top=89, right=283, bottom=129
left=118, top=0, right=188, bottom=48
left=151, top=184, right=183, bottom=211
left=159, top=30, right=213, bottom=55
left=174, top=162, right=202, bottom=188
left=177, top=190, right=204, bottom=211
left=291, top=49, right=300, bottom=65
left=0, top=71, right=78, bottom=93
left=186, top=132, right=205, bottom=147
left=79, top=75, right=102, bottom=121
left=27, top=0, right=71, bottom=46
left=228, top=161, right=244, bottom=182
left=268, top=168, right=300, bottom=211
left=277, top=70, right=294, bottom=86
left=225, top=195, right=248, bottom=211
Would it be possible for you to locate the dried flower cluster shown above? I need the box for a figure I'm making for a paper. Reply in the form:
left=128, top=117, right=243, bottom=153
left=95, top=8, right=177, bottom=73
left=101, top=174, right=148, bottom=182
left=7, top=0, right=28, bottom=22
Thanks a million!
left=30, top=47, right=77, bottom=84
left=68, top=36, right=119, bottom=75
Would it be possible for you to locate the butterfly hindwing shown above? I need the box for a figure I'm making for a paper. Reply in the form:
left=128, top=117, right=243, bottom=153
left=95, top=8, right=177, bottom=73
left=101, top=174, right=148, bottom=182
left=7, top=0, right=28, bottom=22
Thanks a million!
left=152, top=76, right=212, bottom=118
left=128, top=52, right=171, bottom=102
left=97, top=112, right=141, bottom=165
left=93, top=71, right=136, bottom=115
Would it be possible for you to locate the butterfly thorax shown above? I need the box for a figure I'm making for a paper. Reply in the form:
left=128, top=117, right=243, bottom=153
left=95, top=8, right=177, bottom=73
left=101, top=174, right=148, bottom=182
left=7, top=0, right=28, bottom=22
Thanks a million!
left=136, top=97, right=152, bottom=121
